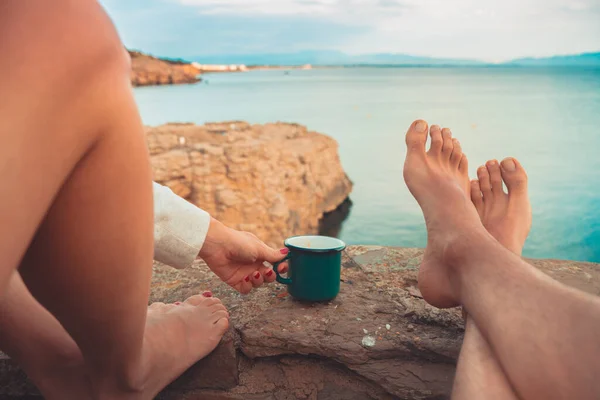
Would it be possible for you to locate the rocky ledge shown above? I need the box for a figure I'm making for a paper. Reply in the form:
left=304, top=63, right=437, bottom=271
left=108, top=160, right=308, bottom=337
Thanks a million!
left=148, top=121, right=353, bottom=248
left=2, top=246, right=599, bottom=399
left=129, top=50, right=201, bottom=87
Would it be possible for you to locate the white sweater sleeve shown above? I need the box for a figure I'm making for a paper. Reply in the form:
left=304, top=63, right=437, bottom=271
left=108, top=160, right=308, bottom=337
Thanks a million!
left=153, top=182, right=211, bottom=269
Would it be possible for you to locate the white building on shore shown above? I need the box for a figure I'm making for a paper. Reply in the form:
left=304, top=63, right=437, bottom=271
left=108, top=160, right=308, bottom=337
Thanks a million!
left=191, top=62, right=248, bottom=72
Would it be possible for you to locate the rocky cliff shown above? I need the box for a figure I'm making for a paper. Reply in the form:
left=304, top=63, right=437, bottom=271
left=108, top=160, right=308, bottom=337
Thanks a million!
left=2, top=247, right=599, bottom=399
left=129, top=50, right=201, bottom=87
left=147, top=121, right=353, bottom=247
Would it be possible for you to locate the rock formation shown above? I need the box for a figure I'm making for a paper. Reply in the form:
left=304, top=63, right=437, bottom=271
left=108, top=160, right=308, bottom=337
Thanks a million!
left=129, top=50, right=201, bottom=86
left=2, top=247, right=599, bottom=399
left=147, top=121, right=353, bottom=248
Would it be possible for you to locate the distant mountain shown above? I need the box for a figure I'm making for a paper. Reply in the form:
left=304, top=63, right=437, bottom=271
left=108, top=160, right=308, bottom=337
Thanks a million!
left=191, top=50, right=482, bottom=66
left=505, top=52, right=600, bottom=66
left=190, top=50, right=600, bottom=67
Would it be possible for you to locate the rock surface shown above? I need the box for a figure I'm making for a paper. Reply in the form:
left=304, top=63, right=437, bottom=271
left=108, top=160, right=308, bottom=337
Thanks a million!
left=148, top=121, right=353, bottom=248
left=129, top=50, right=201, bottom=87
left=2, top=246, right=599, bottom=399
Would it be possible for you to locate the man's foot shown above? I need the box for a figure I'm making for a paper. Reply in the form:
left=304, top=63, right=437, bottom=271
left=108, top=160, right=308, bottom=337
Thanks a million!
left=403, top=120, right=488, bottom=308
left=470, top=158, right=531, bottom=255
left=129, top=295, right=229, bottom=398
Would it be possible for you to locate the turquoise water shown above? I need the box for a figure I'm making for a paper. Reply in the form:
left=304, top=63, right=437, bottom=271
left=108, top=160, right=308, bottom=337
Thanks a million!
left=134, top=67, right=600, bottom=263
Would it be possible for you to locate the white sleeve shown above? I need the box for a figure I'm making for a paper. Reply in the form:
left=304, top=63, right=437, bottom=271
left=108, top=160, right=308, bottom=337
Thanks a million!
left=153, top=182, right=211, bottom=269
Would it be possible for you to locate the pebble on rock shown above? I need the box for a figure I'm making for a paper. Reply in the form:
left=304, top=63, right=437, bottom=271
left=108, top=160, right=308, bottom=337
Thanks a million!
left=361, top=335, right=376, bottom=348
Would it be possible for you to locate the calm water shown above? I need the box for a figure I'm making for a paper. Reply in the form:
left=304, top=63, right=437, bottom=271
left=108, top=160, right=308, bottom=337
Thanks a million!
left=134, top=67, right=600, bottom=263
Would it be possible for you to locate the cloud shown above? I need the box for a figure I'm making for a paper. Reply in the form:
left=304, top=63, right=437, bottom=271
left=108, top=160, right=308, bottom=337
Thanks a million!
left=177, top=0, right=411, bottom=20
left=102, top=0, right=600, bottom=61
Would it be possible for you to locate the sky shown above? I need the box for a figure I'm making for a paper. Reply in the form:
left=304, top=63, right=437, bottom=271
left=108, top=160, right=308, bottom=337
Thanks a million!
left=100, top=0, right=600, bottom=62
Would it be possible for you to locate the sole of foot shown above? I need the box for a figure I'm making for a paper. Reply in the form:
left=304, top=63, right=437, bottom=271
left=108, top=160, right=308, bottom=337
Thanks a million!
left=403, top=119, right=487, bottom=308
left=471, top=158, right=531, bottom=255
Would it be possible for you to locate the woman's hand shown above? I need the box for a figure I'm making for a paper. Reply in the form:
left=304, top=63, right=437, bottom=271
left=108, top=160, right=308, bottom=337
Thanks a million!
left=198, top=218, right=288, bottom=294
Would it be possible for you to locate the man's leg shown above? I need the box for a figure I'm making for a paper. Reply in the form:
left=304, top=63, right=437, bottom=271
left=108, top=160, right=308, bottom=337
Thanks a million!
left=452, top=158, right=531, bottom=399
left=1, top=2, right=228, bottom=398
left=404, top=120, right=600, bottom=400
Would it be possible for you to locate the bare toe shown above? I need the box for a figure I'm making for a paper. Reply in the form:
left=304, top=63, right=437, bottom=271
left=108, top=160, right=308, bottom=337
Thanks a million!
left=405, top=120, right=429, bottom=154
left=441, top=128, right=453, bottom=158
left=477, top=165, right=492, bottom=202
left=184, top=294, right=220, bottom=306
left=500, top=157, right=527, bottom=194
left=214, top=317, right=229, bottom=333
left=428, top=125, right=443, bottom=155
left=470, top=180, right=484, bottom=216
left=149, top=302, right=166, bottom=310
left=486, top=160, right=505, bottom=197
left=209, top=302, right=228, bottom=314
left=450, top=138, right=462, bottom=167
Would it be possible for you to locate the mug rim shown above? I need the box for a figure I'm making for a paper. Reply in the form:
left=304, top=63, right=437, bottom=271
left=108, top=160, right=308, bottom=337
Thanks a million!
left=284, top=235, right=346, bottom=253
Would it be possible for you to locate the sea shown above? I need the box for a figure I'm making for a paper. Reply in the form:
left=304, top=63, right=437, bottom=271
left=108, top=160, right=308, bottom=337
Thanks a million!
left=133, top=67, right=600, bottom=263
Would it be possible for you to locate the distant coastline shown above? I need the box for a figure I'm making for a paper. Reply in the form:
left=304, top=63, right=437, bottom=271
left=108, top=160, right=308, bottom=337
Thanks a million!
left=129, top=48, right=600, bottom=87
left=188, top=50, right=600, bottom=68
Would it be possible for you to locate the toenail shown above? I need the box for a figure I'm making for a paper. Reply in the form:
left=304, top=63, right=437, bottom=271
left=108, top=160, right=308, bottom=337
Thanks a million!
left=487, top=160, right=497, bottom=166
left=174, top=301, right=182, bottom=305
left=502, top=158, right=517, bottom=171
left=202, top=291, right=212, bottom=297
left=245, top=276, right=250, bottom=282
left=415, top=121, right=427, bottom=132
left=254, top=272, right=261, bottom=279
left=266, top=270, right=273, bottom=277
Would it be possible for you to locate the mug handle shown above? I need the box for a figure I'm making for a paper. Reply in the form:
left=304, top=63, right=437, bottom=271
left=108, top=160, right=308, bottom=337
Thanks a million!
left=272, top=254, right=292, bottom=285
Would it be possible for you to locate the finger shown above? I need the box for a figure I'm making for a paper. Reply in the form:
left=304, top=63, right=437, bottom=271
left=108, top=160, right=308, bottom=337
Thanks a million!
left=260, top=265, right=277, bottom=283
left=277, top=262, right=289, bottom=274
left=258, top=242, right=290, bottom=264
left=236, top=275, right=253, bottom=295
left=251, top=270, right=264, bottom=288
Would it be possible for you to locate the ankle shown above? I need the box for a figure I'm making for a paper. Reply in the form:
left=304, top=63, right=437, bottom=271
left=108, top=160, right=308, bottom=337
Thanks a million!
left=439, top=227, right=494, bottom=294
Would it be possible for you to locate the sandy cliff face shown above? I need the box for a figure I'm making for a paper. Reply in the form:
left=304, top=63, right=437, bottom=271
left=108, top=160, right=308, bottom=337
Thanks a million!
left=129, top=50, right=201, bottom=86
left=147, top=121, right=353, bottom=247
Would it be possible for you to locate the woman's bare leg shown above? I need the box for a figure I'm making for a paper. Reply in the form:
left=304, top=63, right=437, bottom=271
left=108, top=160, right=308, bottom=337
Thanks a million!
left=1, top=1, right=228, bottom=398
left=0, top=273, right=89, bottom=398
left=404, top=119, right=600, bottom=400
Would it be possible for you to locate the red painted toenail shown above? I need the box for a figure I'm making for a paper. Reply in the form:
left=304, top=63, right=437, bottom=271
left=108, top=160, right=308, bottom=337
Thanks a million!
left=266, top=270, right=273, bottom=277
left=245, top=276, right=250, bottom=282
left=174, top=302, right=181, bottom=305
left=254, top=272, right=261, bottom=279
left=202, top=291, right=212, bottom=298
left=280, top=248, right=289, bottom=255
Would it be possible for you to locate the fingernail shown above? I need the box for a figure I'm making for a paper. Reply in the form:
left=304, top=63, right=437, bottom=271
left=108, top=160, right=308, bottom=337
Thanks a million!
left=174, top=301, right=182, bottom=305
left=280, top=248, right=289, bottom=255
left=245, top=276, right=250, bottom=282
left=502, top=158, right=516, bottom=171
left=202, top=291, right=212, bottom=298
left=254, top=272, right=261, bottom=279
left=415, top=120, right=427, bottom=132
left=266, top=270, right=273, bottom=277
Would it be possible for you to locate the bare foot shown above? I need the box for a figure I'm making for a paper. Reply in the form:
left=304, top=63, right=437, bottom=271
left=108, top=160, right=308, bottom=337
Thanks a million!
left=452, top=158, right=531, bottom=400
left=403, top=120, right=486, bottom=308
left=471, top=158, right=531, bottom=255
left=129, top=295, right=229, bottom=398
